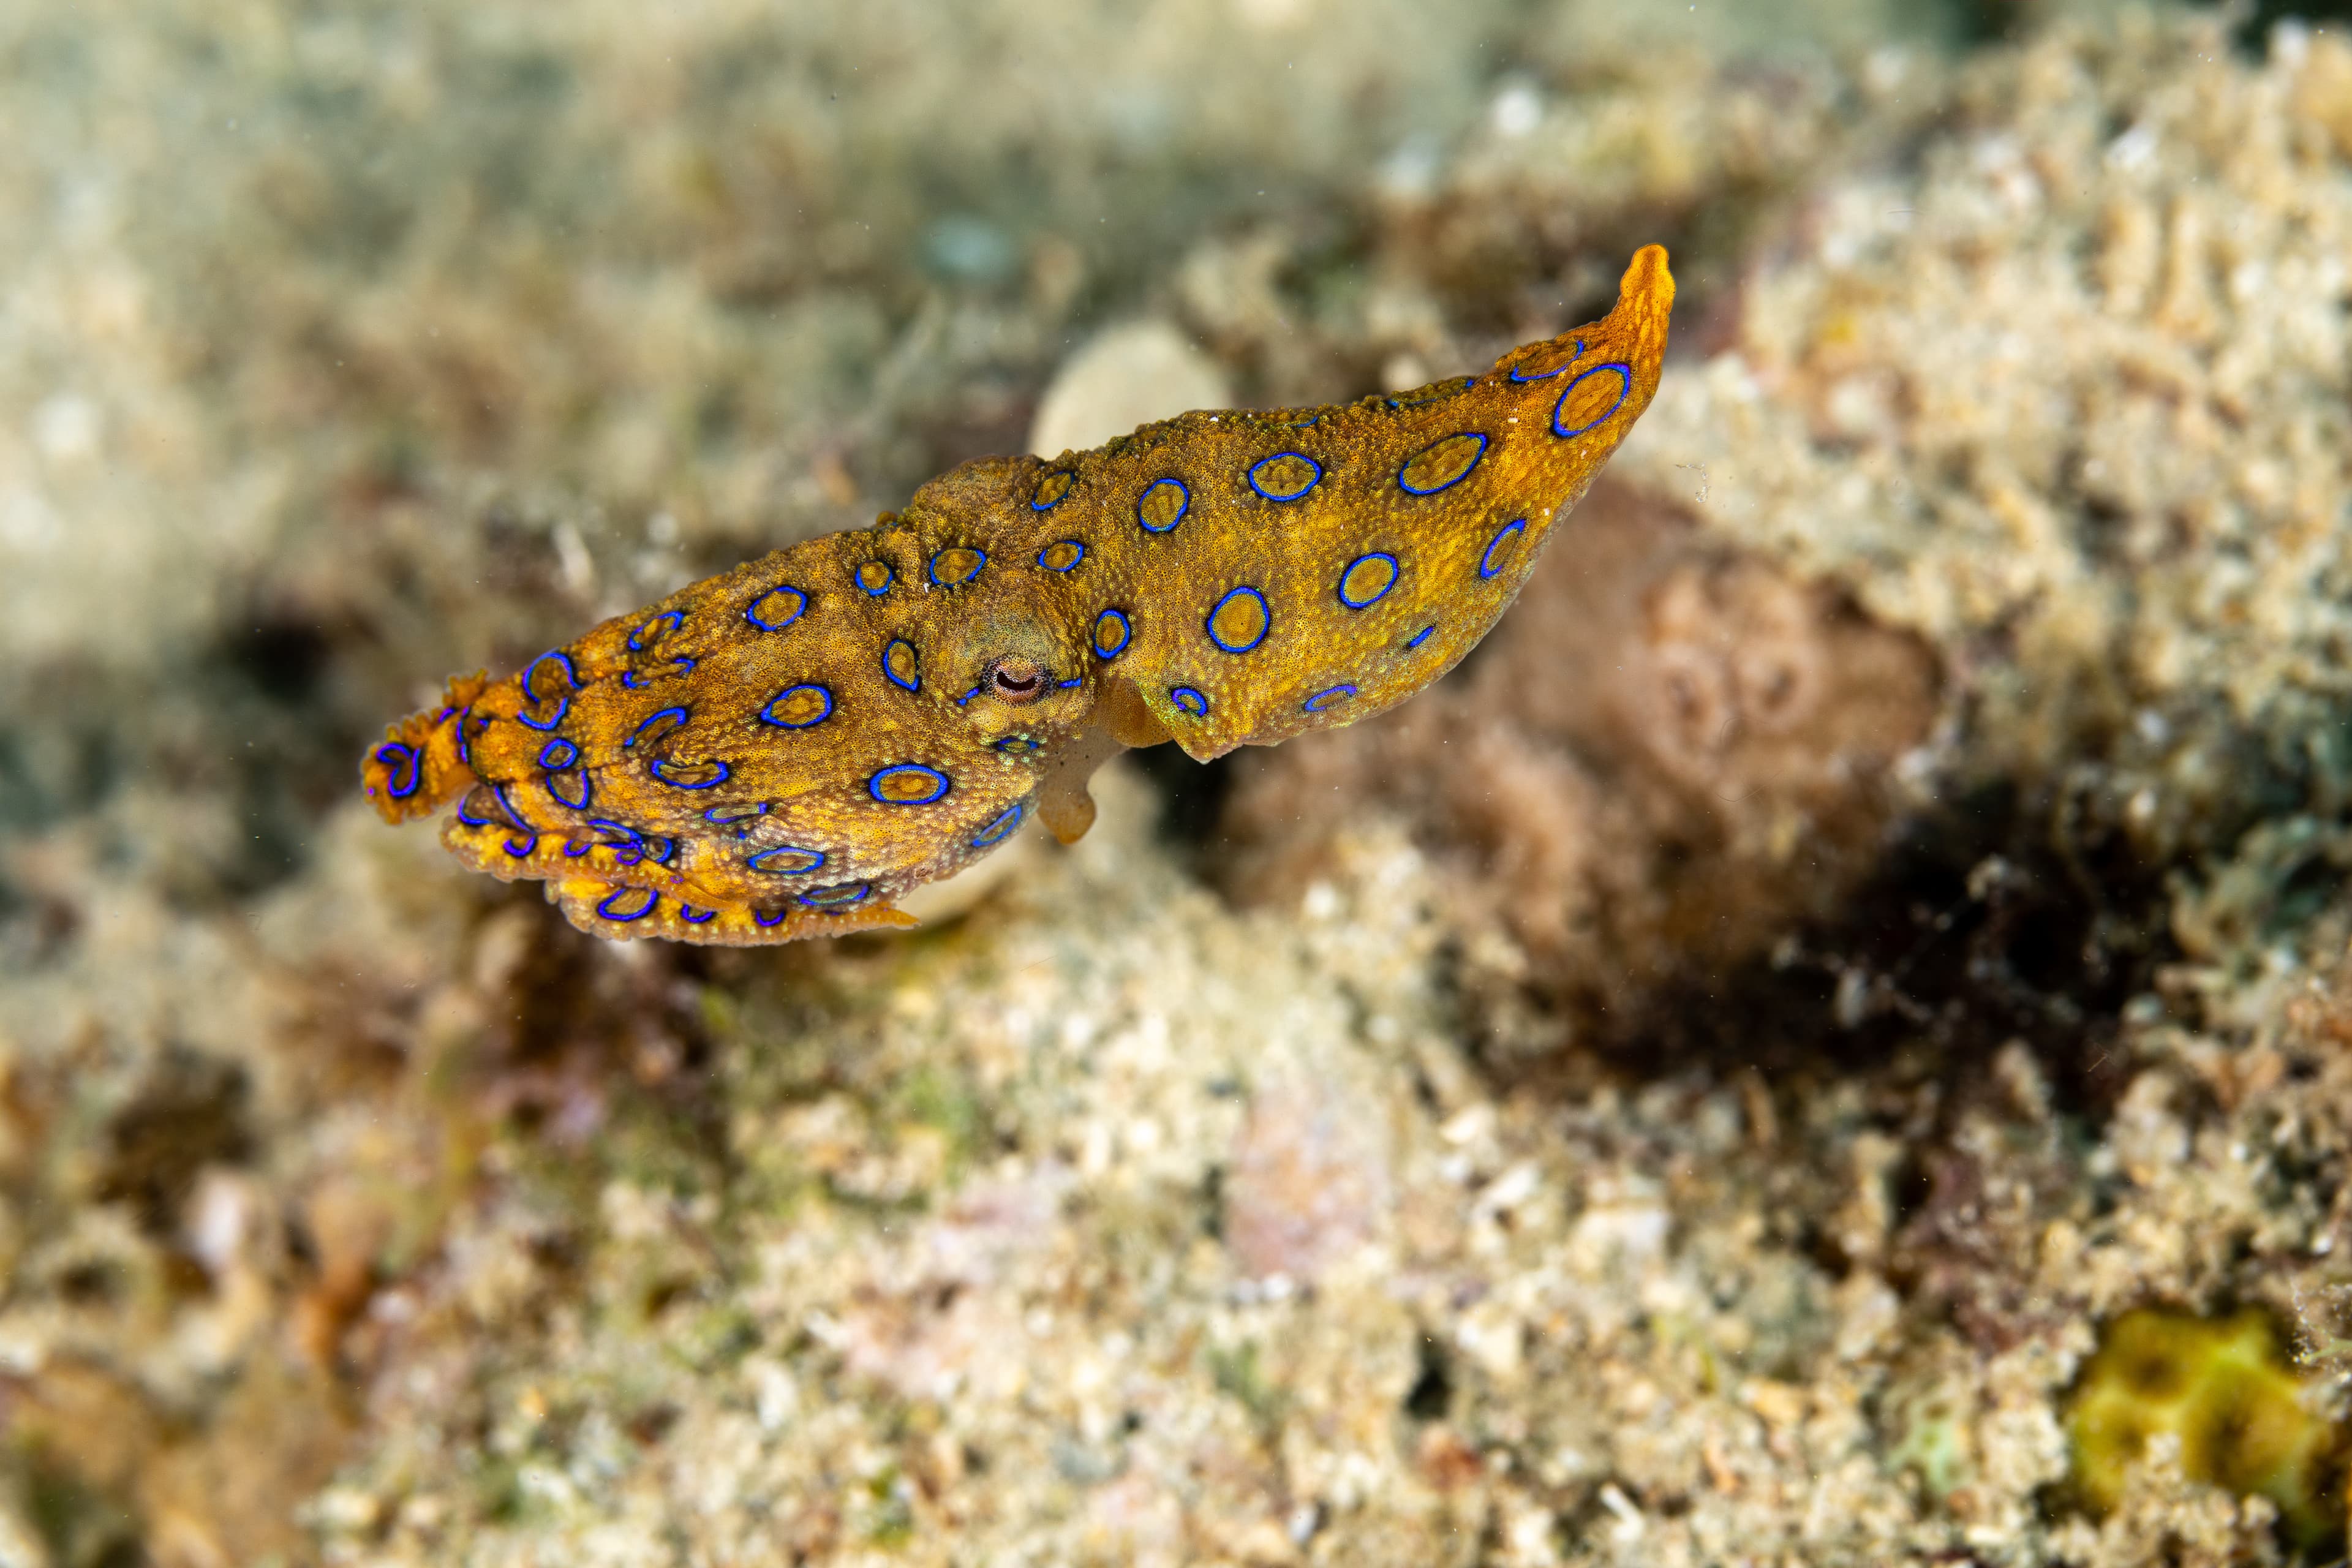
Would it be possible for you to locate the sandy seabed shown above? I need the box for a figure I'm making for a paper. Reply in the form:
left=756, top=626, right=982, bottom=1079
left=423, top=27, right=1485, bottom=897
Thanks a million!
left=6, top=2, right=2352, bottom=1564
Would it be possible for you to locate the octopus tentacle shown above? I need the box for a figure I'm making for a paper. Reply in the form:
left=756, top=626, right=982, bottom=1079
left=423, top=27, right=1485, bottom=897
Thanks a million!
left=361, top=247, right=1676, bottom=944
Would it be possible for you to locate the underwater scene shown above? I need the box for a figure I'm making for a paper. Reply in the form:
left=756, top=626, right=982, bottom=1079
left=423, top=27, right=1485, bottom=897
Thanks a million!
left=7, top=0, right=2352, bottom=1562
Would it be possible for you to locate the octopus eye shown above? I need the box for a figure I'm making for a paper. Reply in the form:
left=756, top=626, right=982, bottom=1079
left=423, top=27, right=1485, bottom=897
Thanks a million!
left=987, top=658, right=1047, bottom=705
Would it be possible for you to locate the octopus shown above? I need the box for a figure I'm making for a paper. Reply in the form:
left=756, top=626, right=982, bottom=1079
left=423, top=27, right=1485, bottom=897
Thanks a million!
left=361, top=245, right=1676, bottom=944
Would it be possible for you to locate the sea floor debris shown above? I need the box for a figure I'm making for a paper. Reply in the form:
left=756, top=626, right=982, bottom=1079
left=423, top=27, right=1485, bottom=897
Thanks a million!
left=5, top=4, right=2352, bottom=1565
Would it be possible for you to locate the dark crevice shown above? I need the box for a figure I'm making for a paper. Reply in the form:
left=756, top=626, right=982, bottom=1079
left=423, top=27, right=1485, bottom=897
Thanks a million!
left=1403, top=1337, right=1453, bottom=1420
left=1461, top=773, right=2187, bottom=1139
left=222, top=617, right=334, bottom=706
left=95, top=1048, right=254, bottom=1238
left=1948, top=0, right=2038, bottom=47
left=2196, top=0, right=2352, bottom=56
left=1129, top=742, right=1238, bottom=861
left=1646, top=778, right=2177, bottom=1117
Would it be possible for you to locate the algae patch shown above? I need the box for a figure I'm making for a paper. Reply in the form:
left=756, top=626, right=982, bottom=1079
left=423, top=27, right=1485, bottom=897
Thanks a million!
left=2067, top=1306, right=2346, bottom=1548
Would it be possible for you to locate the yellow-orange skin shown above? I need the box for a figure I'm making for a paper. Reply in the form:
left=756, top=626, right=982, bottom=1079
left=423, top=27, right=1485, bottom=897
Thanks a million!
left=361, top=246, right=1676, bottom=944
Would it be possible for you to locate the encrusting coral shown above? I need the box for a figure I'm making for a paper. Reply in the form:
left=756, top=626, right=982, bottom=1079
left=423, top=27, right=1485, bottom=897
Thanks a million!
left=1222, top=478, right=1939, bottom=1046
left=1611, top=16, right=2352, bottom=856
left=12, top=6, right=2352, bottom=1567
left=2066, top=1306, right=2346, bottom=1550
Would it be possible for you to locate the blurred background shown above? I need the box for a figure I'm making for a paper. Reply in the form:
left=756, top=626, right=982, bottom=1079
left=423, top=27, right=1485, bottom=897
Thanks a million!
left=7, top=1, right=2352, bottom=1563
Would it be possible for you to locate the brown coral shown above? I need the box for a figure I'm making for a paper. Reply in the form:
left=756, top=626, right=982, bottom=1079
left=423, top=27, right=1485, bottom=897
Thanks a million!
left=1219, top=478, right=1939, bottom=1045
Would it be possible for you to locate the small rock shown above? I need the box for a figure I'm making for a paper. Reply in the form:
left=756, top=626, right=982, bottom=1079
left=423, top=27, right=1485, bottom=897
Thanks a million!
left=1224, top=1071, right=1392, bottom=1284
left=1029, top=322, right=1231, bottom=459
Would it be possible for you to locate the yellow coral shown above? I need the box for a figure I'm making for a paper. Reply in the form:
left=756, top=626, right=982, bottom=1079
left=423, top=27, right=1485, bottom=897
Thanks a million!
left=2067, top=1306, right=2346, bottom=1548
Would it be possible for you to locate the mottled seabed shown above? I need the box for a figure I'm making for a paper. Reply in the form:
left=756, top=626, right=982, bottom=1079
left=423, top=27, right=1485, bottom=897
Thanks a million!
left=6, top=2, right=2352, bottom=1565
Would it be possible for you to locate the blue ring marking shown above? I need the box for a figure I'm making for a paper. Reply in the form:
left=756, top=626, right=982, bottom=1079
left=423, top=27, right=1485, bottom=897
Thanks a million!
left=516, top=692, right=571, bottom=732
left=374, top=744, right=423, bottom=799
left=869, top=763, right=951, bottom=806
left=1055, top=677, right=1083, bottom=689
left=547, top=770, right=592, bottom=811
left=627, top=611, right=684, bottom=653
left=1038, top=540, right=1087, bottom=571
left=597, top=825, right=664, bottom=866
left=1509, top=338, right=1584, bottom=383
left=1397, top=432, right=1488, bottom=496
left=1091, top=608, right=1132, bottom=660
left=1170, top=686, right=1209, bottom=716
left=503, top=834, right=537, bottom=858
left=588, top=818, right=645, bottom=849
left=748, top=845, right=826, bottom=876
left=1247, top=452, right=1322, bottom=502
left=1206, top=586, right=1271, bottom=654
left=760, top=684, right=834, bottom=730
left=745, top=584, right=808, bottom=632
left=524, top=655, right=580, bottom=706
left=928, top=546, right=987, bottom=587
left=754, top=907, right=790, bottom=928
left=522, top=652, right=581, bottom=705
left=1031, top=470, right=1075, bottom=511
left=799, top=882, right=872, bottom=910
left=1551, top=362, right=1633, bottom=439
left=992, top=735, right=1042, bottom=756
left=1404, top=624, right=1436, bottom=651
left=491, top=784, right=533, bottom=832
left=883, top=639, right=920, bottom=694
left=1136, top=478, right=1190, bottom=534
left=453, top=706, right=477, bottom=775
left=649, top=757, right=731, bottom=790
left=597, top=886, right=658, bottom=923
left=537, top=737, right=579, bottom=771
left=679, top=904, right=717, bottom=924
left=563, top=838, right=592, bottom=858
left=971, top=802, right=1025, bottom=848
left=1479, top=519, right=1527, bottom=580
left=1304, top=684, right=1356, bottom=714
left=625, top=706, right=689, bottom=748
left=704, top=802, right=769, bottom=829
left=1337, top=552, right=1400, bottom=611
left=622, top=655, right=696, bottom=690
left=956, top=685, right=983, bottom=706
left=855, top=561, right=895, bottom=597
left=1289, top=413, right=1323, bottom=429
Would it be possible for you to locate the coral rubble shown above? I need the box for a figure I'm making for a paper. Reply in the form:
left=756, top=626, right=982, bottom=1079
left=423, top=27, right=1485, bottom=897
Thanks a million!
left=6, top=4, right=2352, bottom=1566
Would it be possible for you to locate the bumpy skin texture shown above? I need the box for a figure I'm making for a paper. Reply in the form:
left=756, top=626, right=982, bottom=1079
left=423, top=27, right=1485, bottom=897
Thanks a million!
left=361, top=246, right=1676, bottom=944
